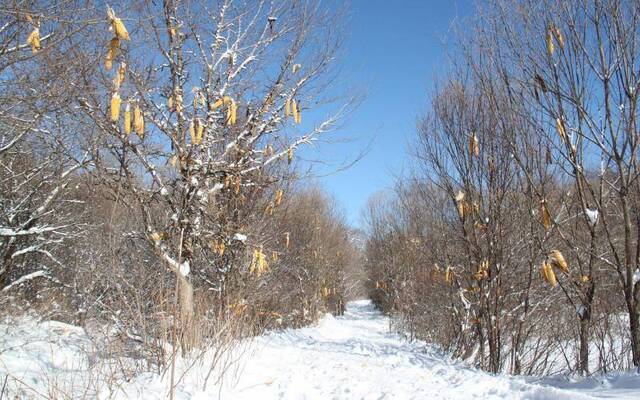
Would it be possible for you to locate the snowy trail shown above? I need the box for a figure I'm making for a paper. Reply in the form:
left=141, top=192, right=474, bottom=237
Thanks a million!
left=209, top=300, right=639, bottom=400
left=2, top=300, right=640, bottom=399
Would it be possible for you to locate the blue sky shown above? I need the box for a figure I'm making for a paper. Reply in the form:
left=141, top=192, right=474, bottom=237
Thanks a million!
left=305, top=0, right=472, bottom=227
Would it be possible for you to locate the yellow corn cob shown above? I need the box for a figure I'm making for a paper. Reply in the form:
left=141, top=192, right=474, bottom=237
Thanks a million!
left=540, top=199, right=552, bottom=230
left=287, top=148, right=293, bottom=164
left=294, top=104, right=301, bottom=124
left=285, top=98, right=291, bottom=117
left=26, top=28, right=40, bottom=53
left=124, top=103, right=131, bottom=135
left=233, top=176, right=241, bottom=194
left=550, top=250, right=569, bottom=274
left=274, top=189, right=284, bottom=206
left=445, top=266, right=453, bottom=285
left=469, top=134, right=479, bottom=157
left=133, top=105, right=144, bottom=136
left=291, top=100, right=299, bottom=124
left=581, top=275, right=590, bottom=283
left=226, top=100, right=237, bottom=125
left=554, top=26, right=564, bottom=49
left=196, top=120, right=204, bottom=144
left=271, top=251, right=278, bottom=262
left=264, top=203, right=274, bottom=216
left=284, top=232, right=290, bottom=248
left=105, top=38, right=119, bottom=70
left=546, top=28, right=554, bottom=56
left=110, top=92, right=121, bottom=122
left=543, top=261, right=558, bottom=286
left=175, top=93, right=183, bottom=113
left=149, top=231, right=164, bottom=241
left=218, top=242, right=225, bottom=256
left=118, top=62, right=126, bottom=85
left=211, top=98, right=223, bottom=110
left=556, top=118, right=566, bottom=142
left=107, top=7, right=130, bottom=41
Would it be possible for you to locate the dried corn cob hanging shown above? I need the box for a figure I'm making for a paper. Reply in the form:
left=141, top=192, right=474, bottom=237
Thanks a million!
left=455, top=191, right=466, bottom=219
left=556, top=117, right=566, bottom=142
left=546, top=28, right=554, bottom=56
left=540, top=199, right=552, bottom=230
left=549, top=250, right=568, bottom=274
left=287, top=148, right=293, bottom=164
left=105, top=38, right=119, bottom=70
left=445, top=266, right=453, bottom=285
left=133, top=104, right=144, bottom=137
left=265, top=144, right=274, bottom=157
left=274, top=189, right=284, bottom=207
left=107, top=6, right=130, bottom=41
left=541, top=261, right=557, bottom=287
left=553, top=26, right=565, bottom=49
left=249, top=247, right=269, bottom=276
left=117, top=62, right=126, bottom=86
left=285, top=98, right=291, bottom=117
left=469, top=134, right=480, bottom=157
left=26, top=27, right=41, bottom=53
left=271, top=251, right=278, bottom=262
left=123, top=103, right=131, bottom=135
left=110, top=92, right=121, bottom=122
left=284, top=232, right=290, bottom=248
left=195, top=119, right=204, bottom=144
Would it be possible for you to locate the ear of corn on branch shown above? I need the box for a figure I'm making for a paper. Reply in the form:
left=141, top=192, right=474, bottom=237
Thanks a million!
left=549, top=250, right=569, bottom=274
left=546, top=28, right=554, bottom=56
left=274, top=189, right=284, bottom=207
left=553, top=26, right=565, bottom=49
left=26, top=28, right=41, bottom=53
left=469, top=134, right=480, bottom=157
left=556, top=117, right=566, bottom=142
left=285, top=98, right=291, bottom=117
left=445, top=266, right=453, bottom=285
left=133, top=104, right=144, bottom=137
left=107, top=6, right=130, bottom=41
left=541, top=261, right=558, bottom=287
left=105, top=38, right=119, bottom=70
left=110, top=92, right=121, bottom=122
left=249, top=247, right=269, bottom=276
left=540, top=199, right=552, bottom=230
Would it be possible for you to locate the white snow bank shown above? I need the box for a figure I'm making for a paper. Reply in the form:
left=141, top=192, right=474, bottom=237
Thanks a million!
left=2, top=302, right=640, bottom=399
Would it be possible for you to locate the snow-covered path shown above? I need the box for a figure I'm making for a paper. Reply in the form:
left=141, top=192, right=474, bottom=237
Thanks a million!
left=3, top=300, right=640, bottom=399
left=211, top=300, right=639, bottom=400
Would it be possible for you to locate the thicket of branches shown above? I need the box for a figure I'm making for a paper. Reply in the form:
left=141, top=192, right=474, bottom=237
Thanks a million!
left=0, top=0, right=357, bottom=382
left=365, top=0, right=640, bottom=376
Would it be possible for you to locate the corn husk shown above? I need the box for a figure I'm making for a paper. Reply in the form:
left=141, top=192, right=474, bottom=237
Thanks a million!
left=540, top=199, right=552, bottom=230
left=232, top=176, right=241, bottom=194
left=26, top=28, right=40, bottom=53
left=196, top=120, right=204, bottom=144
left=189, top=120, right=196, bottom=144
left=249, top=247, right=269, bottom=276
left=554, top=26, right=565, bottom=49
left=469, top=134, right=480, bottom=157
left=105, top=38, right=119, bottom=70
left=445, top=266, right=453, bottom=285
left=210, top=98, right=223, bottom=110
left=550, top=250, right=569, bottom=274
left=274, top=189, right=284, bottom=207
left=110, top=92, right=121, bottom=122
left=546, top=29, right=554, bottom=56
left=117, top=62, right=126, bottom=86
left=123, top=103, right=131, bottom=135
left=287, top=148, right=293, bottom=164
left=285, top=98, right=291, bottom=117
left=284, top=232, right=290, bottom=248
left=544, top=261, right=558, bottom=286
left=107, top=7, right=130, bottom=41
left=555, top=118, right=566, bottom=142
left=133, top=104, right=144, bottom=137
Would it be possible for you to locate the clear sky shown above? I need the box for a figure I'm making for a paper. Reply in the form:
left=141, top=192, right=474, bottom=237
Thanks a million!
left=305, top=0, right=472, bottom=227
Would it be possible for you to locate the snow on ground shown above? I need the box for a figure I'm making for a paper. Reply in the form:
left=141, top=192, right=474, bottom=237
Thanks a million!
left=2, top=300, right=640, bottom=399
